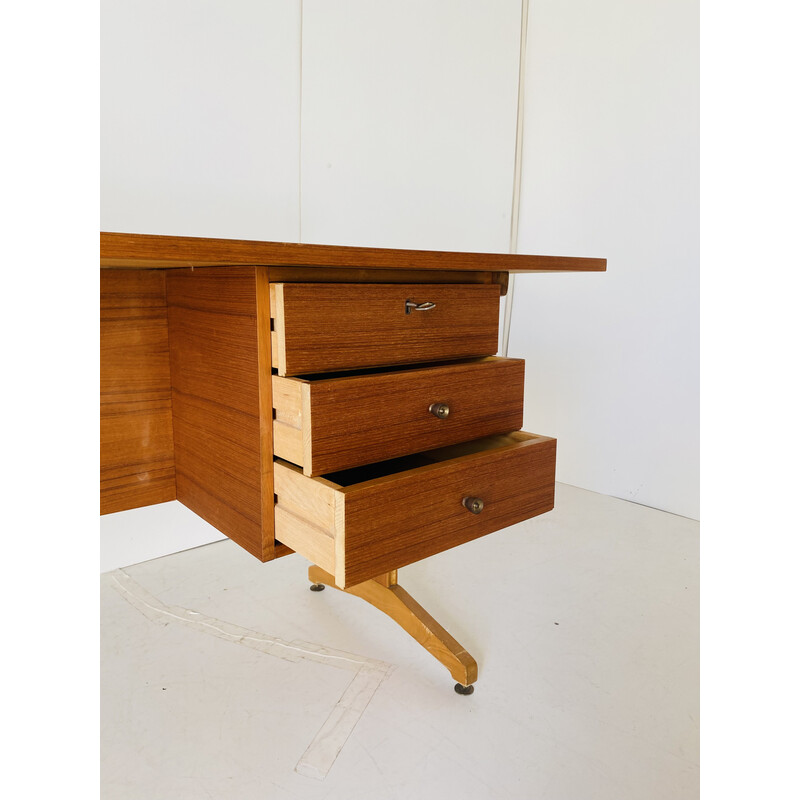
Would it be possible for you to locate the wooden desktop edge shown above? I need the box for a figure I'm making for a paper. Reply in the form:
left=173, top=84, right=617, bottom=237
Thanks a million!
left=100, top=231, right=607, bottom=273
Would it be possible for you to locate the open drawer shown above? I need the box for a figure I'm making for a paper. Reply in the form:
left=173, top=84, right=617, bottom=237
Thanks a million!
left=272, top=356, right=525, bottom=475
left=269, top=282, right=500, bottom=376
left=273, top=431, right=556, bottom=588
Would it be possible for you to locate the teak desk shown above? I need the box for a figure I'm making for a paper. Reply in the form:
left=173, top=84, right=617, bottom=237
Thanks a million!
left=100, top=232, right=606, bottom=693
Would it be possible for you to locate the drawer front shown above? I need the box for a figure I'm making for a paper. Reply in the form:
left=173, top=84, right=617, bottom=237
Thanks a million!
left=273, top=357, right=525, bottom=476
left=273, top=432, right=556, bottom=588
left=270, top=283, right=500, bottom=376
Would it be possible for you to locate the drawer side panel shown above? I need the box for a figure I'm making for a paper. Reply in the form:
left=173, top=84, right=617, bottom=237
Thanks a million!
left=274, top=507, right=335, bottom=575
left=273, top=461, right=338, bottom=535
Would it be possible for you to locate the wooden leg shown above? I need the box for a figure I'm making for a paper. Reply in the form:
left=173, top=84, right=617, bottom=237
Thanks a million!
left=308, top=565, right=478, bottom=687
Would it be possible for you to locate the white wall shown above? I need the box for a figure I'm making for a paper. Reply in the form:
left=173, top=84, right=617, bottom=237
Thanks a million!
left=101, top=0, right=301, bottom=241
left=99, top=502, right=226, bottom=573
left=300, top=0, right=521, bottom=251
left=512, top=0, right=699, bottom=518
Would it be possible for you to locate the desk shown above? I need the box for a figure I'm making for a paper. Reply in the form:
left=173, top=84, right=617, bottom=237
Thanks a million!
left=100, top=231, right=605, bottom=691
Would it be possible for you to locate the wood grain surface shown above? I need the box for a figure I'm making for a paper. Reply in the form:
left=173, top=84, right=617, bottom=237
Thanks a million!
left=267, top=266, right=502, bottom=290
left=100, top=270, right=176, bottom=514
left=341, top=432, right=556, bottom=586
left=274, top=432, right=556, bottom=587
left=166, top=266, right=276, bottom=561
left=275, top=507, right=335, bottom=574
left=101, top=231, right=607, bottom=273
left=308, top=565, right=478, bottom=685
left=270, top=283, right=500, bottom=375
left=272, top=357, right=525, bottom=475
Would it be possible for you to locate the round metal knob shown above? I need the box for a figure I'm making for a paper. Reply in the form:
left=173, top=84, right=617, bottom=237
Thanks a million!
left=429, top=402, right=450, bottom=419
left=462, top=496, right=484, bottom=515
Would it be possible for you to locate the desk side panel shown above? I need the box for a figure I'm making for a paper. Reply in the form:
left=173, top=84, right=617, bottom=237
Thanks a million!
left=100, top=270, right=176, bottom=514
left=166, top=267, right=276, bottom=561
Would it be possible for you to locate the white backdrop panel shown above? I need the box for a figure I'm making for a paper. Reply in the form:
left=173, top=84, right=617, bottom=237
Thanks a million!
left=101, top=0, right=301, bottom=241
left=513, top=0, right=699, bottom=518
left=300, top=0, right=521, bottom=251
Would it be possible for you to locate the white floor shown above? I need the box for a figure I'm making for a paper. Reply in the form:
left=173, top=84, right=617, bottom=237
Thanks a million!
left=101, top=483, right=699, bottom=799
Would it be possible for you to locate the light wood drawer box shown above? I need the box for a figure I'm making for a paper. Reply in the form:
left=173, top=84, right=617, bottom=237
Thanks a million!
left=272, top=356, right=525, bottom=476
left=274, top=431, right=556, bottom=588
left=269, top=282, right=500, bottom=376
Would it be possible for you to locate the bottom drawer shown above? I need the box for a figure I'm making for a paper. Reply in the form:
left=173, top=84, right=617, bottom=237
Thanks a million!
left=274, top=431, right=556, bottom=588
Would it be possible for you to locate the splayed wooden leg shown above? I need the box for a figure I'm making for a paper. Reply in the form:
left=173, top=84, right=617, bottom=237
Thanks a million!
left=308, top=565, right=478, bottom=687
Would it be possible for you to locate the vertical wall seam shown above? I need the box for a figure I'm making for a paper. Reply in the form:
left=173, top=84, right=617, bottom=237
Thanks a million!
left=502, top=0, right=530, bottom=357
left=298, top=0, right=304, bottom=243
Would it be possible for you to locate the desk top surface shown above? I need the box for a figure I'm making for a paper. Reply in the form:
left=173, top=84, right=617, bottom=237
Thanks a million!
left=101, top=232, right=606, bottom=274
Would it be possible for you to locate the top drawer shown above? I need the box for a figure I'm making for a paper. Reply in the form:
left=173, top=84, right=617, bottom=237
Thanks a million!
left=269, top=283, right=500, bottom=376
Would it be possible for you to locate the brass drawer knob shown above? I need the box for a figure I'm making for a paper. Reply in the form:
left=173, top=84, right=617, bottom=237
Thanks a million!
left=429, top=402, right=450, bottom=419
left=462, top=496, right=484, bottom=515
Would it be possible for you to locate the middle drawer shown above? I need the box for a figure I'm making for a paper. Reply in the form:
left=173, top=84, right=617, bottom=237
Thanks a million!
left=272, top=356, right=525, bottom=476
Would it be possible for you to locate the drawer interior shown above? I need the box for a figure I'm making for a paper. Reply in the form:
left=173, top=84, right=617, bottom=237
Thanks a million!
left=281, top=356, right=495, bottom=382
left=317, top=432, right=537, bottom=487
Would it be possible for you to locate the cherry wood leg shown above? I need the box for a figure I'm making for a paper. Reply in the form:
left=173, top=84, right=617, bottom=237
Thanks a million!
left=308, top=565, right=478, bottom=687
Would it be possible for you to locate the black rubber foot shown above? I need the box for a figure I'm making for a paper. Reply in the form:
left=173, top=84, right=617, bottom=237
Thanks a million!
left=454, top=683, right=474, bottom=695
left=309, top=583, right=326, bottom=592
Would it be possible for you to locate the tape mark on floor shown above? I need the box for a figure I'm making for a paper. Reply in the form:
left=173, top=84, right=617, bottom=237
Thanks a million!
left=294, top=662, right=389, bottom=779
left=108, top=569, right=394, bottom=780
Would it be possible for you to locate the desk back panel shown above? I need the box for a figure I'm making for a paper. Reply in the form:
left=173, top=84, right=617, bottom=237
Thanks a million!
left=100, top=270, right=176, bottom=514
